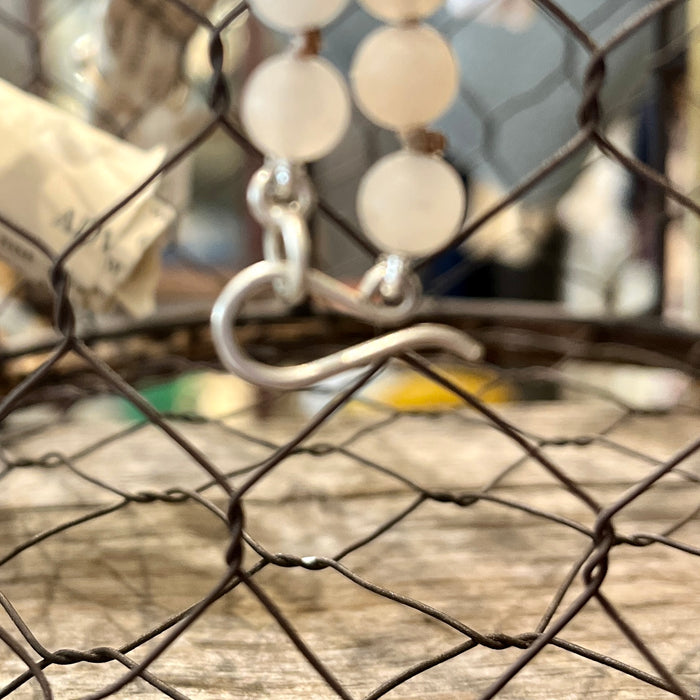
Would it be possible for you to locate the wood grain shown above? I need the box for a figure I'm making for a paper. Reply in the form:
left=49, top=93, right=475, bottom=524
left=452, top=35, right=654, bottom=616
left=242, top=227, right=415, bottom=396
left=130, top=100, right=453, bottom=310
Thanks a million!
left=0, top=401, right=698, bottom=699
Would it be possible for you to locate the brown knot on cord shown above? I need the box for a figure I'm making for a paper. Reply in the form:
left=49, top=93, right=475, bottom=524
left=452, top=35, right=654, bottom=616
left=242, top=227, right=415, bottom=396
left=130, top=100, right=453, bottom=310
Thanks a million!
left=402, top=127, right=447, bottom=155
left=293, top=29, right=322, bottom=57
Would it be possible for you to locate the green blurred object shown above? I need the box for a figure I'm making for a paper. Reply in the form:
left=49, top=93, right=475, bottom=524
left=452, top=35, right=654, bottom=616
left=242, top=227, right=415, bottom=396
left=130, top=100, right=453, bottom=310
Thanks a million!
left=118, top=373, right=202, bottom=421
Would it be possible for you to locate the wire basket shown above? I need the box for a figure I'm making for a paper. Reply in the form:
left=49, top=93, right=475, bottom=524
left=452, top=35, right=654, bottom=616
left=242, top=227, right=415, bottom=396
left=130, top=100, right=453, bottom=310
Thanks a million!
left=0, top=1, right=698, bottom=698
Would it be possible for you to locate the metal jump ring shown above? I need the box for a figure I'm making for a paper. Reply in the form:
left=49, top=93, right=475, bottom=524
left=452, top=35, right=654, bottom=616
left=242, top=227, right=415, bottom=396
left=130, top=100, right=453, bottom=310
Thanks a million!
left=358, top=256, right=422, bottom=322
left=247, top=163, right=316, bottom=227
left=262, top=209, right=310, bottom=305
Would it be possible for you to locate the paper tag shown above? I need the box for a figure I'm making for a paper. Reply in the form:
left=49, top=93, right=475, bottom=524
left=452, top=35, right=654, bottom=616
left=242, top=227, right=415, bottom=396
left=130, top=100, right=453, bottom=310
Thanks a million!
left=0, top=79, right=175, bottom=317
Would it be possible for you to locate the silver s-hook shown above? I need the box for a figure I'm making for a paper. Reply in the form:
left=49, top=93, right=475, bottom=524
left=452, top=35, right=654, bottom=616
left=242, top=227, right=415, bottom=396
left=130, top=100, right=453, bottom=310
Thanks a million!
left=211, top=261, right=483, bottom=391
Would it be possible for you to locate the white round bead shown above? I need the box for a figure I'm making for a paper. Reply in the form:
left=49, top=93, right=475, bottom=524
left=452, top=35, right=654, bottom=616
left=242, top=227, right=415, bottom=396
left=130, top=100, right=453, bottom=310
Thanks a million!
left=357, top=151, right=466, bottom=257
left=358, top=0, right=444, bottom=22
left=241, top=54, right=351, bottom=162
left=351, top=24, right=459, bottom=131
left=248, top=0, right=350, bottom=33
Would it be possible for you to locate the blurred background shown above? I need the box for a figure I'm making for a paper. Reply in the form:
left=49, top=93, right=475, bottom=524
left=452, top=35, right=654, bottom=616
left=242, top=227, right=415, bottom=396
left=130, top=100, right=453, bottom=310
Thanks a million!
left=0, top=0, right=698, bottom=415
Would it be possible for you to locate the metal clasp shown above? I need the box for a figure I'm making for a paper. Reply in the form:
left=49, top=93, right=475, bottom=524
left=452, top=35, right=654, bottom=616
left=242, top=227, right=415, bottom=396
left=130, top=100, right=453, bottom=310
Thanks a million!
left=247, top=161, right=315, bottom=305
left=211, top=261, right=483, bottom=391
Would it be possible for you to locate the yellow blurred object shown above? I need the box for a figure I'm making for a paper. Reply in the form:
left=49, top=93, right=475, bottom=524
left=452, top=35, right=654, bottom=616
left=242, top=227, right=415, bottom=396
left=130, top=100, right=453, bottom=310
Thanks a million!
left=359, top=366, right=514, bottom=412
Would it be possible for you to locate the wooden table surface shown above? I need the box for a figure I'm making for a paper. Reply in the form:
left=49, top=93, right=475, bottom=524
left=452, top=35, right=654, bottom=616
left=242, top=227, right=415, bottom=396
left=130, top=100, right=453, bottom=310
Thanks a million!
left=0, top=398, right=698, bottom=699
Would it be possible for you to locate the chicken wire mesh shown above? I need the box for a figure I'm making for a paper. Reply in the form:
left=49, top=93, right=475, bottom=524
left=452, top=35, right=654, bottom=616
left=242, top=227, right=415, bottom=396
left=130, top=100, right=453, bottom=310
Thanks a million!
left=0, top=0, right=699, bottom=698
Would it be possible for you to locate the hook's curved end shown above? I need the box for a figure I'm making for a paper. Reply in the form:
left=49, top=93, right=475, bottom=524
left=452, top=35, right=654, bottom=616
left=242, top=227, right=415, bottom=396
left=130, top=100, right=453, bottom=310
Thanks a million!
left=211, top=261, right=484, bottom=391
